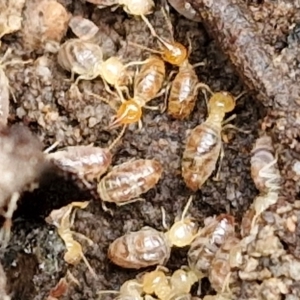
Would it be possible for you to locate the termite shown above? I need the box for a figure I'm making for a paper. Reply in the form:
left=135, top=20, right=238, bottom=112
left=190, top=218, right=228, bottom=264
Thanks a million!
left=107, top=196, right=198, bottom=269
left=57, top=38, right=142, bottom=96
left=68, top=16, right=119, bottom=58
left=98, top=158, right=163, bottom=209
left=85, top=0, right=155, bottom=23
left=187, top=214, right=236, bottom=279
left=45, top=125, right=126, bottom=182
left=129, top=6, right=188, bottom=67
left=209, top=236, right=241, bottom=293
left=128, top=6, right=208, bottom=120
left=181, top=90, right=248, bottom=191
left=98, top=266, right=198, bottom=300
left=250, top=135, right=281, bottom=194
left=140, top=266, right=198, bottom=300
left=108, top=55, right=166, bottom=129
left=45, top=201, right=97, bottom=278
left=246, top=135, right=282, bottom=229
left=165, top=59, right=208, bottom=120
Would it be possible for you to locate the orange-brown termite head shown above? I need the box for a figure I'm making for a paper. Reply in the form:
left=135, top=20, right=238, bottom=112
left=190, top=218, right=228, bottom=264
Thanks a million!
left=109, top=99, right=142, bottom=129
left=160, top=40, right=188, bottom=67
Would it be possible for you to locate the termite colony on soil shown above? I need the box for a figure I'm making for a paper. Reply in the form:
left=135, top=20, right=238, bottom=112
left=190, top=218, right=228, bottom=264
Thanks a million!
left=0, top=0, right=291, bottom=299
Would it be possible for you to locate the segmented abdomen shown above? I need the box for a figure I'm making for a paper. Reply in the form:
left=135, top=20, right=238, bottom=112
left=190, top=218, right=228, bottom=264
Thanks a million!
left=48, top=146, right=112, bottom=181
left=134, top=56, right=165, bottom=104
left=98, top=159, right=163, bottom=203
left=57, top=39, right=103, bottom=75
left=182, top=122, right=221, bottom=191
left=250, top=135, right=281, bottom=193
left=167, top=67, right=198, bottom=120
left=108, top=227, right=171, bottom=269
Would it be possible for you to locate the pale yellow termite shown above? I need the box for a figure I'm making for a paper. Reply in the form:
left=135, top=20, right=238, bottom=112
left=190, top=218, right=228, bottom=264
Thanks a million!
left=57, top=38, right=141, bottom=95
left=45, top=201, right=97, bottom=278
left=98, top=266, right=197, bottom=300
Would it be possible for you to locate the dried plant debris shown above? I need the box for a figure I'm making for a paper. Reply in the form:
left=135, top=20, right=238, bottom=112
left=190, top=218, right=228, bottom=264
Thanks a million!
left=0, top=124, right=50, bottom=246
left=0, top=0, right=25, bottom=40
left=0, top=262, right=10, bottom=300
left=21, top=0, right=71, bottom=52
left=46, top=270, right=79, bottom=300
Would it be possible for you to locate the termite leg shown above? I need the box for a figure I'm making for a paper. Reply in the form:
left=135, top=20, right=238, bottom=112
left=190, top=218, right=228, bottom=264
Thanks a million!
left=136, top=120, right=143, bottom=133
left=44, top=141, right=61, bottom=154
left=116, top=198, right=145, bottom=207
left=222, top=114, right=251, bottom=136
left=161, top=207, right=169, bottom=230
left=85, top=91, right=118, bottom=111
left=213, top=144, right=225, bottom=182
left=101, top=202, right=114, bottom=216
left=0, top=192, right=20, bottom=247
left=221, top=272, right=232, bottom=294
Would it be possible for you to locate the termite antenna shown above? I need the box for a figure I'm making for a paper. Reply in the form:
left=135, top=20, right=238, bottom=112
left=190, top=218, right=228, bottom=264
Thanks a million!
left=180, top=195, right=194, bottom=221
left=235, top=91, right=247, bottom=102
left=44, top=141, right=61, bottom=154
left=160, top=4, right=174, bottom=42
left=108, top=125, right=127, bottom=150
left=85, top=90, right=118, bottom=111
left=128, top=41, right=162, bottom=55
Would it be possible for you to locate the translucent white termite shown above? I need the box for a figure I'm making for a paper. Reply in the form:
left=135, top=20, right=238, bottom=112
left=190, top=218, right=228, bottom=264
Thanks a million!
left=187, top=214, right=235, bottom=279
left=250, top=135, right=281, bottom=194
left=68, top=16, right=119, bottom=58
left=58, top=39, right=141, bottom=95
left=45, top=125, right=126, bottom=182
left=45, top=201, right=97, bottom=278
left=107, top=196, right=198, bottom=269
left=248, top=135, right=282, bottom=228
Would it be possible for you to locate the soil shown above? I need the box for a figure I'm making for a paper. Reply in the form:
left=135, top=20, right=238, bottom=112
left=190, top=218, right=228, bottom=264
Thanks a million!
left=0, top=0, right=298, bottom=299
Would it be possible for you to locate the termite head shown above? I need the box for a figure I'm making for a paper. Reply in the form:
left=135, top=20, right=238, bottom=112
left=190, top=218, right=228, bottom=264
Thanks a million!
left=64, top=242, right=82, bottom=265
left=171, top=268, right=198, bottom=289
left=167, top=218, right=198, bottom=247
left=161, top=41, right=188, bottom=66
left=142, top=269, right=168, bottom=294
left=165, top=196, right=198, bottom=247
left=109, top=99, right=142, bottom=129
left=209, top=91, right=236, bottom=113
left=120, top=0, right=155, bottom=16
